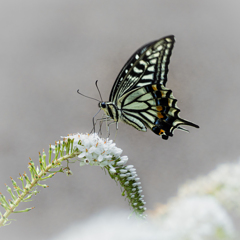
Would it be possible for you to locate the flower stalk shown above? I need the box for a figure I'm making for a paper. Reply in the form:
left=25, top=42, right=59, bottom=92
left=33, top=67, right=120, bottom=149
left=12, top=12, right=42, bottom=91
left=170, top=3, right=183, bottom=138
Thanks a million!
left=0, top=133, right=146, bottom=226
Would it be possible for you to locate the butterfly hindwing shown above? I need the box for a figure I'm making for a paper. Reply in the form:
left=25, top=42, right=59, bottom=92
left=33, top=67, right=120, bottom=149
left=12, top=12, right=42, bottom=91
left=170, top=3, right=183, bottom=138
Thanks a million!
left=117, top=83, right=199, bottom=139
left=109, top=36, right=175, bottom=103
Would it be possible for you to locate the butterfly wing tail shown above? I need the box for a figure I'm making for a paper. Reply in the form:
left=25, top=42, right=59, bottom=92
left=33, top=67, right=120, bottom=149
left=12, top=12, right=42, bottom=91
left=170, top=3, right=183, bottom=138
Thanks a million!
left=176, top=118, right=199, bottom=131
left=151, top=117, right=199, bottom=140
left=173, top=118, right=199, bottom=136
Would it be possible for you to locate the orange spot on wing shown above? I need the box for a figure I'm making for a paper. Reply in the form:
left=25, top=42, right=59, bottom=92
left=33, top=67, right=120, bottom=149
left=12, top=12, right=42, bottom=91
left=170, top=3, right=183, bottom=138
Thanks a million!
left=156, top=106, right=163, bottom=118
left=157, top=112, right=164, bottom=118
left=159, top=129, right=165, bottom=135
left=152, top=85, right=158, bottom=91
left=156, top=106, right=162, bottom=111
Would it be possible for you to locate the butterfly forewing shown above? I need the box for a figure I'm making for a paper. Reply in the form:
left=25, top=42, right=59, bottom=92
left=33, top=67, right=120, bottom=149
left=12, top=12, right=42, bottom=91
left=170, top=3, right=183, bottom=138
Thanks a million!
left=109, top=36, right=175, bottom=103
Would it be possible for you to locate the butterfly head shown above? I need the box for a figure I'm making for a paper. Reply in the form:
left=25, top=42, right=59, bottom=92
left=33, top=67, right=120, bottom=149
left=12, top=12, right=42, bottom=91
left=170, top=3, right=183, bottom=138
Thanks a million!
left=98, top=101, right=109, bottom=116
left=99, top=102, right=106, bottom=109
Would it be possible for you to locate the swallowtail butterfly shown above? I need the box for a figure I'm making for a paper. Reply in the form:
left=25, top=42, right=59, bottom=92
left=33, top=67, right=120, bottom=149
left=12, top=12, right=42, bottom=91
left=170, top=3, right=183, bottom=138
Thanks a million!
left=99, top=35, right=199, bottom=140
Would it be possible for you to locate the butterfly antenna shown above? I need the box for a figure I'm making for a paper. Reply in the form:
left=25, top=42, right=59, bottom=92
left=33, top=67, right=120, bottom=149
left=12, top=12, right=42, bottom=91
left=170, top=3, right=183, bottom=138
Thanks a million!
left=95, top=80, right=103, bottom=102
left=77, top=89, right=100, bottom=102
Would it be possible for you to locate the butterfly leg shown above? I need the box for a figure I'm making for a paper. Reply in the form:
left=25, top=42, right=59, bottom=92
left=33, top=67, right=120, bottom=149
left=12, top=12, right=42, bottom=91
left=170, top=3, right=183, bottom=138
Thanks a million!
left=114, top=122, right=118, bottom=141
left=107, top=121, right=116, bottom=138
left=90, top=115, right=111, bottom=134
left=98, top=115, right=111, bottom=136
left=91, top=109, right=101, bottom=134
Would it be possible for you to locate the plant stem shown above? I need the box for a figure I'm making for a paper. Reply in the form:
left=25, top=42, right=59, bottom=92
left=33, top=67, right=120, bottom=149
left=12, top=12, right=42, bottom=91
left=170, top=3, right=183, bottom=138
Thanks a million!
left=0, top=151, right=80, bottom=227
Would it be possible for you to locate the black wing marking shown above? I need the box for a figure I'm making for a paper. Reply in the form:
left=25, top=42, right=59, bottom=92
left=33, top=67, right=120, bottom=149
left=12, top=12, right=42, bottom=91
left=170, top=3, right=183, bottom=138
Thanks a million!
left=109, top=35, right=175, bottom=103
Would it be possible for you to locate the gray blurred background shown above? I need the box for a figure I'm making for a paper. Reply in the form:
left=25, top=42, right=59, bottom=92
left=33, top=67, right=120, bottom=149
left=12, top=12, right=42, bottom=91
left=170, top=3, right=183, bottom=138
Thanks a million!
left=1, top=0, right=240, bottom=239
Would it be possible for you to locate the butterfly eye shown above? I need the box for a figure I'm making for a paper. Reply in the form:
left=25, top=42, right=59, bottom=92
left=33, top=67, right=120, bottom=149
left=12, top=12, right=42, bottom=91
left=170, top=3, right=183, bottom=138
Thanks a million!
left=101, top=102, right=106, bottom=108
